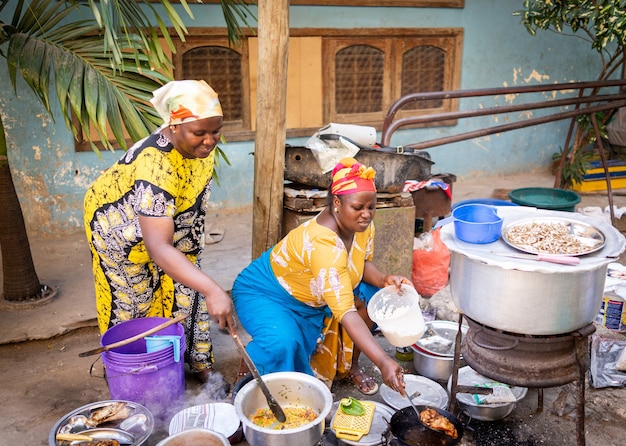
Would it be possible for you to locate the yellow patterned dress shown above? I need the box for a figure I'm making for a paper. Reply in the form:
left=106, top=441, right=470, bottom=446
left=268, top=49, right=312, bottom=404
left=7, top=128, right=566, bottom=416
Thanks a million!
left=232, top=216, right=375, bottom=387
left=83, top=130, right=216, bottom=373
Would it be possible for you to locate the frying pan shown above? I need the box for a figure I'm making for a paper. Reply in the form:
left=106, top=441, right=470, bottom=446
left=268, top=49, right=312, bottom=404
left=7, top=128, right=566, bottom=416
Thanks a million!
left=388, top=405, right=464, bottom=446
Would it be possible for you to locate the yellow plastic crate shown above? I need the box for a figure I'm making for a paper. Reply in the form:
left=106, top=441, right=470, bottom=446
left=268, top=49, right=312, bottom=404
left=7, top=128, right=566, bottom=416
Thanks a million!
left=573, top=177, right=626, bottom=192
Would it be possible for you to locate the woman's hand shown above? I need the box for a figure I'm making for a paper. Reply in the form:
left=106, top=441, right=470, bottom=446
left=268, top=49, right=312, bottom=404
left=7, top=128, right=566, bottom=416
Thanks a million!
left=202, top=286, right=235, bottom=330
left=383, top=274, right=414, bottom=289
left=379, top=356, right=406, bottom=396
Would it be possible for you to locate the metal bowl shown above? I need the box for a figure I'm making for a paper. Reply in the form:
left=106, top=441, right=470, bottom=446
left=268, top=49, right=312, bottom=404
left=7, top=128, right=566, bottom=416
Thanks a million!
left=156, top=428, right=230, bottom=446
left=411, top=321, right=468, bottom=382
left=233, top=371, right=333, bottom=446
left=447, top=366, right=528, bottom=422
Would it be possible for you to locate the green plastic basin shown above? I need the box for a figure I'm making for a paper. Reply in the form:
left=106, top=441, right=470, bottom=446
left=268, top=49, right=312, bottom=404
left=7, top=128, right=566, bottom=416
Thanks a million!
left=508, top=187, right=581, bottom=212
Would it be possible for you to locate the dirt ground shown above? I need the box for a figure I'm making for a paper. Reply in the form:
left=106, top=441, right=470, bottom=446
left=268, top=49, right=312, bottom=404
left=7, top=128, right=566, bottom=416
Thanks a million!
left=2, top=171, right=626, bottom=445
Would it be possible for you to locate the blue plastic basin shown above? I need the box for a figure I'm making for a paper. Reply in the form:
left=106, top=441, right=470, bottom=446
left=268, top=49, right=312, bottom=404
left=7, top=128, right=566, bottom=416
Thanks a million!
left=452, top=204, right=503, bottom=244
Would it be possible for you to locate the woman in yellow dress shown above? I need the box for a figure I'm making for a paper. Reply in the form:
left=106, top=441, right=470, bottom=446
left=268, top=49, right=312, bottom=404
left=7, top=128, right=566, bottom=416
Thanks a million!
left=232, top=158, right=410, bottom=395
left=83, top=80, right=233, bottom=387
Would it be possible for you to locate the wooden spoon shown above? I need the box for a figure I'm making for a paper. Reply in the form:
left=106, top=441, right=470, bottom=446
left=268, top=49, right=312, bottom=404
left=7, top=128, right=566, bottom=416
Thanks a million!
left=78, top=313, right=189, bottom=357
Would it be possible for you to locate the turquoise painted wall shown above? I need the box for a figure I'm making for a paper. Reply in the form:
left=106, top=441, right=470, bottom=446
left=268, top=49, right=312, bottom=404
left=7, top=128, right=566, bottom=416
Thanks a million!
left=0, top=1, right=607, bottom=235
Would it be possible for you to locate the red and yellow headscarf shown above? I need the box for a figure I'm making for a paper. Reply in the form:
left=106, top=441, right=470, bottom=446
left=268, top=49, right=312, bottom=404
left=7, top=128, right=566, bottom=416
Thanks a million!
left=331, top=157, right=377, bottom=195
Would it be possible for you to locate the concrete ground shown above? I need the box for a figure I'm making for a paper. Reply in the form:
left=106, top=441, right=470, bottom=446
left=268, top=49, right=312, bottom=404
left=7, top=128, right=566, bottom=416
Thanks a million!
left=2, top=168, right=626, bottom=445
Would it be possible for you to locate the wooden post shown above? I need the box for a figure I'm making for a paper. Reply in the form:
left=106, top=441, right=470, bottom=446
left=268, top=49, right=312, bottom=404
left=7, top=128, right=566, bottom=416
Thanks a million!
left=251, top=0, right=290, bottom=259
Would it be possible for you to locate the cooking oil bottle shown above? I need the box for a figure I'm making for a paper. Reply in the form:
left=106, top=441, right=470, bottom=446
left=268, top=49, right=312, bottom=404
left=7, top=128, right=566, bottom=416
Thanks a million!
left=395, top=346, right=414, bottom=361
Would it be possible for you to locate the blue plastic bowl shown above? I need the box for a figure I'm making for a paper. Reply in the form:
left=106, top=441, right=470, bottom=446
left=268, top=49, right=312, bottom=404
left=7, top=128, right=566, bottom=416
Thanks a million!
left=452, top=204, right=503, bottom=244
left=452, top=198, right=519, bottom=211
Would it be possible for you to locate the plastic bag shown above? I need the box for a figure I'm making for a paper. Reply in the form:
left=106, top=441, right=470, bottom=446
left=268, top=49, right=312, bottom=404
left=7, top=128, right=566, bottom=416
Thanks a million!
left=607, top=107, right=626, bottom=146
left=304, top=134, right=360, bottom=173
left=589, top=334, right=626, bottom=388
left=411, top=228, right=450, bottom=298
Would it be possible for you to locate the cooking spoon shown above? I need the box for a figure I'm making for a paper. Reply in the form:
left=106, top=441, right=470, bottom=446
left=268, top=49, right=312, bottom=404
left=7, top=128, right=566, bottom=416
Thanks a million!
left=229, top=325, right=287, bottom=423
left=406, top=391, right=421, bottom=417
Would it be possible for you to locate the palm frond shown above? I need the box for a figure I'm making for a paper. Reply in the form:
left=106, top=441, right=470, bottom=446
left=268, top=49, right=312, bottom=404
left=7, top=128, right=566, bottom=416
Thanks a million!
left=220, top=0, right=258, bottom=45
left=0, top=0, right=256, bottom=154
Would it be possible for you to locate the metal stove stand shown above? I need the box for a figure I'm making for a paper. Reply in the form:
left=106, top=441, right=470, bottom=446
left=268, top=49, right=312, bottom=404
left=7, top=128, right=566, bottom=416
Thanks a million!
left=448, top=314, right=595, bottom=446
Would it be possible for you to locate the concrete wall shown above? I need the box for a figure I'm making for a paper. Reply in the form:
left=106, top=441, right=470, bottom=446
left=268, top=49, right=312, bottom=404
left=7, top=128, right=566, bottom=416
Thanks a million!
left=0, top=1, right=607, bottom=236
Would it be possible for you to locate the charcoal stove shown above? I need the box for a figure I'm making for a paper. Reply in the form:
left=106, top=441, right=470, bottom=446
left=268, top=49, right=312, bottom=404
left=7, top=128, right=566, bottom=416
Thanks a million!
left=438, top=206, right=626, bottom=446
left=462, top=316, right=595, bottom=388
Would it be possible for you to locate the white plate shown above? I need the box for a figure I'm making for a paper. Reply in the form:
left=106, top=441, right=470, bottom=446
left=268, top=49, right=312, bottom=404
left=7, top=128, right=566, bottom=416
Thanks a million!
left=168, top=403, right=240, bottom=438
left=330, top=401, right=394, bottom=446
left=380, top=374, right=449, bottom=410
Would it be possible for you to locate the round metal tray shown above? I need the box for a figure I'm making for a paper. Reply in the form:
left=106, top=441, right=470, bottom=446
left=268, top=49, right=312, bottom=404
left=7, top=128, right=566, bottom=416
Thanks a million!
left=330, top=401, right=394, bottom=446
left=501, top=217, right=605, bottom=256
left=49, top=400, right=153, bottom=446
left=380, top=374, right=449, bottom=410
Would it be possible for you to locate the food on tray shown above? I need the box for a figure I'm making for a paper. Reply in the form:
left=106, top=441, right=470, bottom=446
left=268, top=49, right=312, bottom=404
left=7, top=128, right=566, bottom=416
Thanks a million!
left=85, top=402, right=130, bottom=428
left=419, top=407, right=458, bottom=439
left=251, top=406, right=317, bottom=429
left=504, top=221, right=592, bottom=255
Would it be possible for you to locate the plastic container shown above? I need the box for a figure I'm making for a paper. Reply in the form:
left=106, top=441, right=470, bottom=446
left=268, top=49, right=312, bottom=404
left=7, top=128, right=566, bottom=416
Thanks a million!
left=367, top=284, right=425, bottom=347
left=451, top=204, right=503, bottom=244
left=101, top=317, right=187, bottom=421
left=145, top=335, right=182, bottom=362
left=508, top=187, right=581, bottom=212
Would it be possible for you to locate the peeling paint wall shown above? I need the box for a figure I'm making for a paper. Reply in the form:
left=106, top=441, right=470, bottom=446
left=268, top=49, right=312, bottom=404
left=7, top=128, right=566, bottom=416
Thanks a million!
left=0, top=1, right=607, bottom=236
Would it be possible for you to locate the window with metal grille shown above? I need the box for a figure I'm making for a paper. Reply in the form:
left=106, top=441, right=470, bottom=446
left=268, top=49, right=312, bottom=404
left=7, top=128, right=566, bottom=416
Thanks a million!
left=401, top=46, right=445, bottom=110
left=181, top=46, right=244, bottom=123
left=324, top=31, right=462, bottom=127
left=76, top=28, right=462, bottom=151
left=173, top=36, right=252, bottom=140
left=335, top=45, right=385, bottom=114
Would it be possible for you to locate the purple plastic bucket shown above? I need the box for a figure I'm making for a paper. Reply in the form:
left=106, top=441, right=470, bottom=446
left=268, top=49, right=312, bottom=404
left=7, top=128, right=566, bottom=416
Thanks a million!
left=101, top=317, right=187, bottom=420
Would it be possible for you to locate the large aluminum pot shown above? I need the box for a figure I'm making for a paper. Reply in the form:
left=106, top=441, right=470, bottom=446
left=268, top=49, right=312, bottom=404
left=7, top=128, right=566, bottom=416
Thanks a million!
left=233, top=371, right=333, bottom=446
left=442, top=207, right=625, bottom=335
left=449, top=250, right=607, bottom=335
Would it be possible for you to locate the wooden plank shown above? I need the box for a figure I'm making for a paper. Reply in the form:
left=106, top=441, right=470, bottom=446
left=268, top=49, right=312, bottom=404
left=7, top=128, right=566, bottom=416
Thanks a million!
left=252, top=0, right=290, bottom=259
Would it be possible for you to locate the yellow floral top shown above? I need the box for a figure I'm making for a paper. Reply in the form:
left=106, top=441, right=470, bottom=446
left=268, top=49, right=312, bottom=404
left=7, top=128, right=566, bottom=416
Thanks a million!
left=269, top=216, right=375, bottom=321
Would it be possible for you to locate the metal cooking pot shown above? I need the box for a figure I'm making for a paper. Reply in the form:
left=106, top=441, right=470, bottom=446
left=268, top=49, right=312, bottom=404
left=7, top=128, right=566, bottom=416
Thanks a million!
left=389, top=406, right=464, bottom=446
left=441, top=207, right=625, bottom=335
left=448, top=250, right=608, bottom=334
left=155, top=428, right=229, bottom=446
left=233, top=371, right=333, bottom=446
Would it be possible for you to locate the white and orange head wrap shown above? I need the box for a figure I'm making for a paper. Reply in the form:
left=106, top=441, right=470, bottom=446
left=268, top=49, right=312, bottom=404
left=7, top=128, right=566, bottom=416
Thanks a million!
left=331, top=157, right=377, bottom=195
left=150, top=80, right=223, bottom=126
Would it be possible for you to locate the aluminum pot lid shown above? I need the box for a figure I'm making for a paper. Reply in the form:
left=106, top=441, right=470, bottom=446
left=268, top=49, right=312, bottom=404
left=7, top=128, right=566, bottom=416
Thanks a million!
left=331, top=401, right=394, bottom=446
left=450, top=366, right=528, bottom=407
left=440, top=206, right=626, bottom=271
left=380, top=374, right=449, bottom=410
